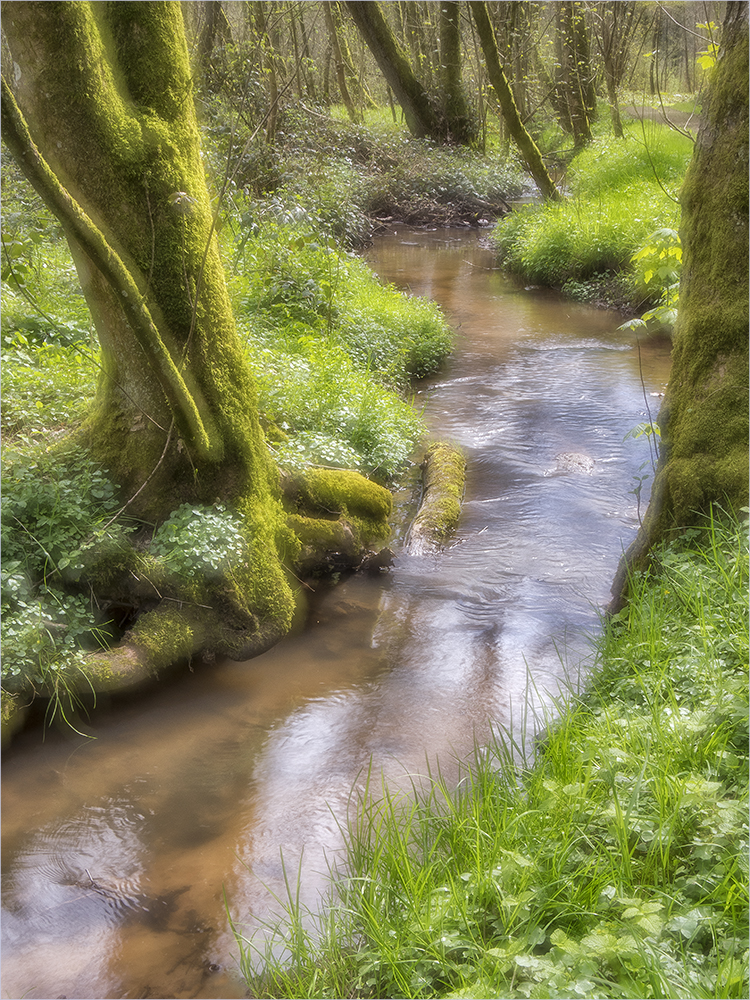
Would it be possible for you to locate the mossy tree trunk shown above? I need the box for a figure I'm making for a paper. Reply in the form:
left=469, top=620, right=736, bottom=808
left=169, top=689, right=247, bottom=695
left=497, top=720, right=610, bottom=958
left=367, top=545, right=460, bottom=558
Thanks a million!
left=345, top=0, right=446, bottom=141
left=2, top=1, right=297, bottom=658
left=469, top=1, right=561, bottom=201
left=610, top=0, right=749, bottom=608
left=438, top=1, right=478, bottom=145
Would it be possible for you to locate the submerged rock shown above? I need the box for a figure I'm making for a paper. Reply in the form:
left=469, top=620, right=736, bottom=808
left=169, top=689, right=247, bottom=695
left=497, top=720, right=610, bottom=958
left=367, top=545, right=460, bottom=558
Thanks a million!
left=549, top=452, right=596, bottom=476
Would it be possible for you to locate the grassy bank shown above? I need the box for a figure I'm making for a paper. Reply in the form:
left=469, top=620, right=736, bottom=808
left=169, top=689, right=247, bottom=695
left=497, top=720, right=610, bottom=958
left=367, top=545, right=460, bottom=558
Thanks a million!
left=236, top=511, right=749, bottom=1000
left=491, top=118, right=693, bottom=317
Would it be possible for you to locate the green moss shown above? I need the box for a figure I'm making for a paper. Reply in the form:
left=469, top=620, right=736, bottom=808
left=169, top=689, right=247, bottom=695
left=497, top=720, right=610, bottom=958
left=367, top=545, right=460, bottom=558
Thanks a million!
left=128, top=605, right=202, bottom=671
left=288, top=514, right=357, bottom=551
left=651, top=17, right=749, bottom=533
left=297, top=468, right=393, bottom=522
left=1, top=690, right=28, bottom=748
left=408, top=443, right=466, bottom=550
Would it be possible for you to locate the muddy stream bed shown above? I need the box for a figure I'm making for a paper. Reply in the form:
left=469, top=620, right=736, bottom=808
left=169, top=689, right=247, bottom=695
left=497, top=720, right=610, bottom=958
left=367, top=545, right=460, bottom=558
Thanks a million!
left=1, top=229, right=672, bottom=1000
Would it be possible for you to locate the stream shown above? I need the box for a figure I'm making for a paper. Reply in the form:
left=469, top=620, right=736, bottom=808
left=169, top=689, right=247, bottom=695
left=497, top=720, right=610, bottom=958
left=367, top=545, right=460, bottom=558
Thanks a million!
left=1, top=228, right=672, bottom=1000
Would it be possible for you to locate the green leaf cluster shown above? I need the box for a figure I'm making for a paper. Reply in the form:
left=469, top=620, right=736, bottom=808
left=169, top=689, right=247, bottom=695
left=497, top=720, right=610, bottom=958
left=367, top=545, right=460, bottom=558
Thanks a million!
left=150, top=503, right=248, bottom=580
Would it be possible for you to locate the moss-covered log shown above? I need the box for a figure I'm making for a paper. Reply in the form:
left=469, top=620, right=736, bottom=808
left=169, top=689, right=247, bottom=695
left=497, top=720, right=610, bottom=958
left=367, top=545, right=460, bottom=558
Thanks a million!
left=610, top=1, right=749, bottom=608
left=406, top=443, right=466, bottom=555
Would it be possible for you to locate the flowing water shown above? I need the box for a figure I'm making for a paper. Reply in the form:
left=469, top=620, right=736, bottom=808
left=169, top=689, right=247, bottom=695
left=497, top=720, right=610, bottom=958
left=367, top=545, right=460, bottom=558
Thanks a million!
left=1, top=229, right=672, bottom=1000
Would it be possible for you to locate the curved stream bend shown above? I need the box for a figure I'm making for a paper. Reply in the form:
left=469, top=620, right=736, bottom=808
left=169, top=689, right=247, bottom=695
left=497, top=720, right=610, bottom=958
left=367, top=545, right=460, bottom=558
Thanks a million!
left=1, top=229, right=672, bottom=1000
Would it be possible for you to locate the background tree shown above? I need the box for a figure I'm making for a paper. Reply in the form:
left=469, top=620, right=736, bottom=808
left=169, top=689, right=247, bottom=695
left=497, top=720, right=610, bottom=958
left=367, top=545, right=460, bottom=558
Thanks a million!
left=195, top=0, right=233, bottom=90
left=439, top=1, right=478, bottom=144
left=553, top=0, right=595, bottom=147
left=611, top=0, right=748, bottom=607
left=324, top=0, right=361, bottom=122
left=590, top=1, right=643, bottom=138
left=469, top=0, right=560, bottom=200
left=345, top=0, right=446, bottom=140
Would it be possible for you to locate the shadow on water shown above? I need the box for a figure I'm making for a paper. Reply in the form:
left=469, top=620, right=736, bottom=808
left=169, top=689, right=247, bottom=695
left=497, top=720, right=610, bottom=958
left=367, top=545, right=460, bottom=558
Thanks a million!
left=1, top=229, right=672, bottom=999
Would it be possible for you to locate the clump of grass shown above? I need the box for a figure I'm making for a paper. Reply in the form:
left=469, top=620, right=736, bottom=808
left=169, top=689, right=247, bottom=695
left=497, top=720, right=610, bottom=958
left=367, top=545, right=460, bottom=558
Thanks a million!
left=492, top=121, right=693, bottom=301
left=234, top=510, right=749, bottom=999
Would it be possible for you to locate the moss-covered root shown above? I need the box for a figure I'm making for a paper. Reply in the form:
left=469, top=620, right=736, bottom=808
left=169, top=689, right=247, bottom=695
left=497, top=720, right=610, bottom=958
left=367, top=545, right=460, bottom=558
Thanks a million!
left=286, top=468, right=393, bottom=575
left=79, top=603, right=210, bottom=694
left=1, top=692, right=29, bottom=749
left=406, top=442, right=466, bottom=555
left=84, top=598, right=288, bottom=685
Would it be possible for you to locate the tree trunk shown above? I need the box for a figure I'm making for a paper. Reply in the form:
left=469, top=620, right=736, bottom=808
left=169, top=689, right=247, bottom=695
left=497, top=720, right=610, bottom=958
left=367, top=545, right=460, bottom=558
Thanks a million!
left=253, top=1, right=281, bottom=143
left=469, top=1, right=561, bottom=201
left=324, top=0, right=361, bottom=122
left=555, top=1, right=593, bottom=148
left=610, top=0, right=749, bottom=609
left=344, top=0, right=445, bottom=141
left=2, top=0, right=296, bottom=658
left=196, top=0, right=232, bottom=89
left=439, top=1, right=477, bottom=144
left=592, top=1, right=641, bottom=140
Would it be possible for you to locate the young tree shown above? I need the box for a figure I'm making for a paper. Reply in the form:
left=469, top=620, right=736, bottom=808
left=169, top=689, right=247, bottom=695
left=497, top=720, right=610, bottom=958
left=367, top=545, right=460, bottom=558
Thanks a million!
left=590, top=1, right=643, bottom=138
left=1, top=1, right=389, bottom=678
left=611, top=0, right=749, bottom=608
left=324, top=0, right=362, bottom=122
left=469, top=0, right=561, bottom=201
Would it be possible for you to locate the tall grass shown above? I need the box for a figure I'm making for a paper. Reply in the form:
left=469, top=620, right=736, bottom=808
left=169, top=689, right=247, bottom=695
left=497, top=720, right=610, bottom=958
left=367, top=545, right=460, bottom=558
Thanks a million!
left=492, top=121, right=693, bottom=297
left=234, top=510, right=749, bottom=999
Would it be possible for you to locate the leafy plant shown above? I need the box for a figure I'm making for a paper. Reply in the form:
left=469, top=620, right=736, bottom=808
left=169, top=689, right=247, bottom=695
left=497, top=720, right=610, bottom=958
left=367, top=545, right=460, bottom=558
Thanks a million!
left=623, top=228, right=682, bottom=332
left=149, top=504, right=248, bottom=580
left=1, top=590, right=111, bottom=693
left=1, top=444, right=121, bottom=581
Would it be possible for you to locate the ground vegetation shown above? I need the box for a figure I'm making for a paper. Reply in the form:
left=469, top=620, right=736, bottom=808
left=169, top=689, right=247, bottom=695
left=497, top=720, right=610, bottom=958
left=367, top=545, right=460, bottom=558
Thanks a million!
left=235, top=511, right=749, bottom=1000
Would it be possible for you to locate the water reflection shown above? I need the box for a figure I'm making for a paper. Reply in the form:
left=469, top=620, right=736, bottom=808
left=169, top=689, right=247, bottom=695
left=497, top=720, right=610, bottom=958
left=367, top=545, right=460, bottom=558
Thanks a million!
left=1, top=229, right=671, bottom=999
